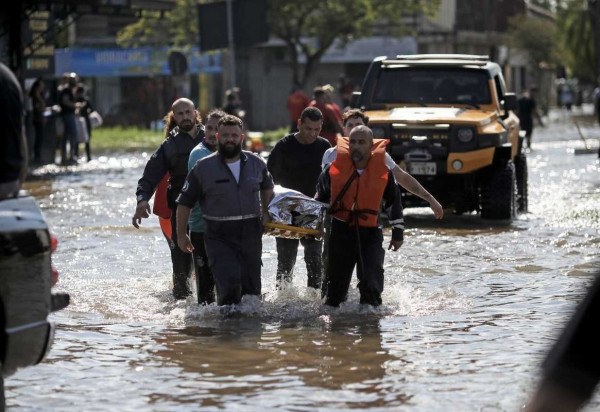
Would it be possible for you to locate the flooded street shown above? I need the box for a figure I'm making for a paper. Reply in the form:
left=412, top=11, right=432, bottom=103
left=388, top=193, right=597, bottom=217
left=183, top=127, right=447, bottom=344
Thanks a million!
left=7, top=110, right=600, bottom=411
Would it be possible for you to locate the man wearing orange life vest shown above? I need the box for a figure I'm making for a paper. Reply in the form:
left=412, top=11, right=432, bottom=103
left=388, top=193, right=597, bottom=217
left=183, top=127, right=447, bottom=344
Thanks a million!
left=315, top=125, right=404, bottom=307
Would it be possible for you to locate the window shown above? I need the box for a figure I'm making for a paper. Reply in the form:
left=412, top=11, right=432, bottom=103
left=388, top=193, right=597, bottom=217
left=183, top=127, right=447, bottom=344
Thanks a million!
left=373, top=68, right=491, bottom=106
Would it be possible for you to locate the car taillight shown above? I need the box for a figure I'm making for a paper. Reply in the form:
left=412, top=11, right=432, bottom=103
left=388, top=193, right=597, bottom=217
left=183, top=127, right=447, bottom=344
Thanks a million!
left=50, top=233, right=58, bottom=252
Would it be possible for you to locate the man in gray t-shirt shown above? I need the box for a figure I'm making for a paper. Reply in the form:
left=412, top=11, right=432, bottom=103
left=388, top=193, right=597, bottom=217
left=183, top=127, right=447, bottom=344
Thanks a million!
left=176, top=115, right=274, bottom=306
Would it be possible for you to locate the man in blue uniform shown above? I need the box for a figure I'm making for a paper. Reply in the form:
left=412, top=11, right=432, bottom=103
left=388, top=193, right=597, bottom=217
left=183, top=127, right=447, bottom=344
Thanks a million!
left=176, top=115, right=274, bottom=306
left=132, top=98, right=204, bottom=299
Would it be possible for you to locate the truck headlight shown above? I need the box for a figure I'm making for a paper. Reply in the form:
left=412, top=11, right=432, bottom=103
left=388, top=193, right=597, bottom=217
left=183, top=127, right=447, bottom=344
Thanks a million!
left=457, top=127, right=474, bottom=143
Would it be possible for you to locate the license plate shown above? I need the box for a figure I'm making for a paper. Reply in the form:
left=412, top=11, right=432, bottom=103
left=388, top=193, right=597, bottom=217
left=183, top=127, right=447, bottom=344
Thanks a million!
left=408, top=162, right=436, bottom=175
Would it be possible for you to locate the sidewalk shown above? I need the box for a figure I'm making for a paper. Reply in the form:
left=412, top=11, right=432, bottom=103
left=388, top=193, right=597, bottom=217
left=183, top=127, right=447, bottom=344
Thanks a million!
left=539, top=103, right=600, bottom=150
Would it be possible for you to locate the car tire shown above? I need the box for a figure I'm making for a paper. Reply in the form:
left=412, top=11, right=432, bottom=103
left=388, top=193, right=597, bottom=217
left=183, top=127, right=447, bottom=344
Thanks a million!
left=481, top=161, right=516, bottom=220
left=515, top=154, right=528, bottom=213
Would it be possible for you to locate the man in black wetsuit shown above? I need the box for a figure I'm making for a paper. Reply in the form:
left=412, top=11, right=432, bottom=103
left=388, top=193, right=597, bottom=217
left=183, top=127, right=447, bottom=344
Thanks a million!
left=267, top=107, right=331, bottom=290
left=132, top=98, right=204, bottom=299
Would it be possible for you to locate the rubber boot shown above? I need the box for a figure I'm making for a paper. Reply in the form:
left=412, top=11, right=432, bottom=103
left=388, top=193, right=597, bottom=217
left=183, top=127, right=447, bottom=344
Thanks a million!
left=171, top=245, right=192, bottom=300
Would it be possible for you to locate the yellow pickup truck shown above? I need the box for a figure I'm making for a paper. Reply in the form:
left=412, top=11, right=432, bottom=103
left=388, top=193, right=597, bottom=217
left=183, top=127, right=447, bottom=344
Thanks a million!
left=353, top=54, right=528, bottom=220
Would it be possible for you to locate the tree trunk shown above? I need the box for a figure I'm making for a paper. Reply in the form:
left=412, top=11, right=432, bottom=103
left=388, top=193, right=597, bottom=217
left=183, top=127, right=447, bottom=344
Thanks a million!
left=287, top=42, right=302, bottom=88
left=589, top=0, right=600, bottom=82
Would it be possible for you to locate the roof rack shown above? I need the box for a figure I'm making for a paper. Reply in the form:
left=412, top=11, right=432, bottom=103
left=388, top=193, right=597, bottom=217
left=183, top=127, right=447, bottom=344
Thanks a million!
left=395, top=54, right=490, bottom=61
left=381, top=54, right=494, bottom=68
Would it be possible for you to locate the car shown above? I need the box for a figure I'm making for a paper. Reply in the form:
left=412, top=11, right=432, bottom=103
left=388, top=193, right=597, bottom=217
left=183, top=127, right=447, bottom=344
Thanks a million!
left=352, top=54, right=528, bottom=220
left=0, top=192, right=70, bottom=408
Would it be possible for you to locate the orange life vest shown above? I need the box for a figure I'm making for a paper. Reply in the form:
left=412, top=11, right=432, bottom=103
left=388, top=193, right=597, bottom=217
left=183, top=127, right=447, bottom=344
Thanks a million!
left=329, top=137, right=389, bottom=227
left=152, top=173, right=171, bottom=219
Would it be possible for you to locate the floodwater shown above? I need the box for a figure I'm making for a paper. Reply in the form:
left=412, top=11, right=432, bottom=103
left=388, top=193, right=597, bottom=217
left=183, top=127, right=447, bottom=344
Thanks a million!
left=7, top=109, right=600, bottom=411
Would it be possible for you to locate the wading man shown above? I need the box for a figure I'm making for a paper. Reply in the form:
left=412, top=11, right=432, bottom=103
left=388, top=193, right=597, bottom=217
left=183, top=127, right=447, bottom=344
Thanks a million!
left=132, top=98, right=204, bottom=300
left=316, top=126, right=404, bottom=307
left=176, top=115, right=274, bottom=306
left=267, top=107, right=331, bottom=290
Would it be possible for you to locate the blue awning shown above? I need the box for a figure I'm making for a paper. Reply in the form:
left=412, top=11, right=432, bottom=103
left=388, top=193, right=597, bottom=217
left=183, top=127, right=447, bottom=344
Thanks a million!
left=54, top=47, right=222, bottom=77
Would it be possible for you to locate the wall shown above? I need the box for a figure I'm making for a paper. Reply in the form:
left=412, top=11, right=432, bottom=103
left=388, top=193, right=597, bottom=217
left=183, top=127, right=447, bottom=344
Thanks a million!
left=243, top=47, right=346, bottom=131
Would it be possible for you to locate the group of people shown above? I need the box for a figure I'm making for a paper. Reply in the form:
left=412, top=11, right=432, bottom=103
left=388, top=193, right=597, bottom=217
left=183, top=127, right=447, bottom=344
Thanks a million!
left=133, top=98, right=271, bottom=306
left=268, top=106, right=442, bottom=306
left=132, top=96, right=444, bottom=309
left=28, top=72, right=94, bottom=165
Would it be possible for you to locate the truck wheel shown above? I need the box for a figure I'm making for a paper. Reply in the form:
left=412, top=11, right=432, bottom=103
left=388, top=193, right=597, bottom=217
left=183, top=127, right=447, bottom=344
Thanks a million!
left=481, top=161, right=516, bottom=220
left=515, top=154, right=528, bottom=213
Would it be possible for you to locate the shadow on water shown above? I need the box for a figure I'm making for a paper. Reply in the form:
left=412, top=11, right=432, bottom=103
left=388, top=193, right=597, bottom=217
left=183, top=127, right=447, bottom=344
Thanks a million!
left=403, top=208, right=528, bottom=236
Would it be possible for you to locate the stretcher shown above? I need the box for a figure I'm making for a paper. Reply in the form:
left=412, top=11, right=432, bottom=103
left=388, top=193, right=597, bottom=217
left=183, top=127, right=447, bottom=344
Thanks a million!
left=263, top=222, right=322, bottom=239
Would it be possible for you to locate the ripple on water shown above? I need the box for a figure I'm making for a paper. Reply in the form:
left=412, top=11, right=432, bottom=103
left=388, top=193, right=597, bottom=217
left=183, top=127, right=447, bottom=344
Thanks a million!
left=10, top=145, right=600, bottom=411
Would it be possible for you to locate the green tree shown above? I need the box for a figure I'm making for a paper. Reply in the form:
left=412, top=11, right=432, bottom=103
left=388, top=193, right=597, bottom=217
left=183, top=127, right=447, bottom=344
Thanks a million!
left=589, top=0, right=600, bottom=82
left=530, top=0, right=554, bottom=10
left=117, top=0, right=439, bottom=87
left=507, top=14, right=560, bottom=82
left=116, top=0, right=198, bottom=48
left=557, top=0, right=596, bottom=82
left=269, top=0, right=440, bottom=87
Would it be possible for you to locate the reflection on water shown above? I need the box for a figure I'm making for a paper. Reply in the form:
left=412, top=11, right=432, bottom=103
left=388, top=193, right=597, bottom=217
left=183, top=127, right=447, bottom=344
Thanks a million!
left=150, top=315, right=406, bottom=410
left=8, top=121, right=600, bottom=411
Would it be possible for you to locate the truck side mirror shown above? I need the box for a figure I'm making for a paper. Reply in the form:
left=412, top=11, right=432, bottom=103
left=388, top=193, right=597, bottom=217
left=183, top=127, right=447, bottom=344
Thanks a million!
left=503, top=93, right=517, bottom=111
left=350, top=91, right=362, bottom=108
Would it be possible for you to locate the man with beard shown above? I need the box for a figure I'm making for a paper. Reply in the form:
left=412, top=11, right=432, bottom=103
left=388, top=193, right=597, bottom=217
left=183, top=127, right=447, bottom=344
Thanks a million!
left=315, top=125, right=404, bottom=307
left=184, top=109, right=226, bottom=304
left=267, top=107, right=331, bottom=290
left=132, top=98, right=204, bottom=300
left=176, top=115, right=274, bottom=306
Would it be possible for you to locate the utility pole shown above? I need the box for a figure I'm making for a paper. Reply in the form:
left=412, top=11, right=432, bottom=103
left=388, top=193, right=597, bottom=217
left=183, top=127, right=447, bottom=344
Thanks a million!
left=226, top=0, right=236, bottom=89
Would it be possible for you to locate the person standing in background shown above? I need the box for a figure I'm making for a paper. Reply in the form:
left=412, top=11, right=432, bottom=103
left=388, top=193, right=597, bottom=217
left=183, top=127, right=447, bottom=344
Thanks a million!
left=338, top=75, right=355, bottom=109
left=57, top=72, right=78, bottom=164
left=517, top=87, right=544, bottom=150
left=309, top=87, right=343, bottom=147
left=286, top=84, right=310, bottom=133
left=75, top=84, right=93, bottom=162
left=28, top=78, right=46, bottom=164
left=322, top=84, right=342, bottom=120
left=223, top=87, right=245, bottom=120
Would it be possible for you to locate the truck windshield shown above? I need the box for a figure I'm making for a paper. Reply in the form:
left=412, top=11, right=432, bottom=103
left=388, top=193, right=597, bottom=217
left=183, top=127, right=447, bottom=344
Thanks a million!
left=372, top=68, right=492, bottom=106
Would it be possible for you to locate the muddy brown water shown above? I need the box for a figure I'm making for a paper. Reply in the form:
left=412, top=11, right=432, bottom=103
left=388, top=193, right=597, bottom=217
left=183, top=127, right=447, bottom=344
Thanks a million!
left=6, top=109, right=600, bottom=411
